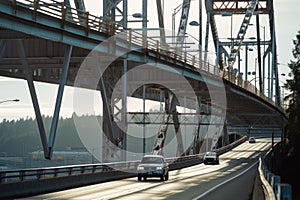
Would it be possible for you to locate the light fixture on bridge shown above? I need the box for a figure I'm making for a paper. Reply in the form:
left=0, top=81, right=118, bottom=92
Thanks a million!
left=0, top=98, right=20, bottom=104
left=132, top=13, right=142, bottom=18
left=189, top=21, right=199, bottom=26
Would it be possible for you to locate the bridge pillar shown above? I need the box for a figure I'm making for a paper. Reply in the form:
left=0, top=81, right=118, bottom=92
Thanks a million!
left=190, top=95, right=202, bottom=155
left=169, top=93, right=184, bottom=156
left=17, top=41, right=74, bottom=159
left=17, top=40, right=49, bottom=159
left=101, top=60, right=128, bottom=162
left=48, top=45, right=73, bottom=158
left=223, top=121, right=230, bottom=146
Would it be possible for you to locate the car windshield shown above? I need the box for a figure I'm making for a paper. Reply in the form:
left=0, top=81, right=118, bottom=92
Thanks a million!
left=141, top=156, right=163, bottom=164
left=206, top=152, right=216, bottom=156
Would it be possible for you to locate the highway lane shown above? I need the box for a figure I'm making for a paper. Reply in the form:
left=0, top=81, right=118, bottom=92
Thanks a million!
left=25, top=138, right=277, bottom=200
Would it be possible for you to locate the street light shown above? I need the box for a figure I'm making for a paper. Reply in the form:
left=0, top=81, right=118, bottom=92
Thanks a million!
left=245, top=45, right=254, bottom=81
left=132, top=13, right=142, bottom=18
left=0, top=99, right=20, bottom=104
left=172, top=3, right=184, bottom=45
left=188, top=20, right=204, bottom=61
left=250, top=23, right=266, bottom=92
left=189, top=21, right=199, bottom=26
left=127, top=12, right=147, bottom=23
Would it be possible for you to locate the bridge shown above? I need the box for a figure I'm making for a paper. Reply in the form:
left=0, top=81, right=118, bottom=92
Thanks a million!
left=0, top=0, right=289, bottom=199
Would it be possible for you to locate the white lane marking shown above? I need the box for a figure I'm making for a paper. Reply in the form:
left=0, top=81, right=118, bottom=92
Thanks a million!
left=192, top=160, right=259, bottom=200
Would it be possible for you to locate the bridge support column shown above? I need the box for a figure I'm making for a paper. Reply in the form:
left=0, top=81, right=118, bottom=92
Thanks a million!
left=48, top=45, right=73, bottom=158
left=17, top=41, right=73, bottom=159
left=170, top=94, right=184, bottom=157
left=190, top=95, right=201, bottom=155
left=142, top=85, right=146, bottom=155
left=101, top=60, right=128, bottom=162
left=17, top=40, right=49, bottom=158
left=223, top=120, right=230, bottom=146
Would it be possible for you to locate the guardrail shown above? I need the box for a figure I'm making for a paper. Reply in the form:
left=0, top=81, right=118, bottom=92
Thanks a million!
left=0, top=135, right=247, bottom=199
left=0, top=156, right=197, bottom=184
left=0, top=135, right=247, bottom=184
left=2, top=0, right=285, bottom=115
left=258, top=146, right=292, bottom=200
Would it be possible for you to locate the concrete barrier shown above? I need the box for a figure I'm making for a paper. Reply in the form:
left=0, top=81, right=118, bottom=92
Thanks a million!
left=277, top=183, right=292, bottom=200
left=267, top=172, right=274, bottom=183
left=271, top=175, right=281, bottom=197
left=257, top=143, right=293, bottom=200
left=258, top=157, right=276, bottom=200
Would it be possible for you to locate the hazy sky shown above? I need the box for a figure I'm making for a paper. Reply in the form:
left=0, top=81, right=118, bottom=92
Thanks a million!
left=0, top=0, right=299, bottom=121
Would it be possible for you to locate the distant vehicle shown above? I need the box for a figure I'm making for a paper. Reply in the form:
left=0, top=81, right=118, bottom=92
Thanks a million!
left=203, top=151, right=219, bottom=165
left=249, top=137, right=256, bottom=143
left=137, top=155, right=169, bottom=181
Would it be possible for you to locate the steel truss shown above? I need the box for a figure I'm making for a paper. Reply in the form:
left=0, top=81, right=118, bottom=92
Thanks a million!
left=205, top=0, right=280, bottom=105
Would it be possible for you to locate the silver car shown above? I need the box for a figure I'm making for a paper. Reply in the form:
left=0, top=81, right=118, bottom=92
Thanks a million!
left=137, top=155, right=169, bottom=181
left=203, top=151, right=219, bottom=165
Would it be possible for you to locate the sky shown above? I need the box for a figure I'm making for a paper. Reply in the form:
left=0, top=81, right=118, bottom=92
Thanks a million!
left=0, top=0, right=299, bottom=121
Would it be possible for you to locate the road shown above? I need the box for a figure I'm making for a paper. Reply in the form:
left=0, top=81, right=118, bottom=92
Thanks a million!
left=24, top=138, right=275, bottom=200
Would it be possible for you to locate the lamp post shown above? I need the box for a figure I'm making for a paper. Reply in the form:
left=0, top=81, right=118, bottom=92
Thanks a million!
left=172, top=0, right=198, bottom=47
left=0, top=99, right=20, bottom=104
left=189, top=21, right=201, bottom=60
left=261, top=25, right=266, bottom=92
left=245, top=45, right=254, bottom=81
left=250, top=23, right=266, bottom=92
left=189, top=0, right=202, bottom=60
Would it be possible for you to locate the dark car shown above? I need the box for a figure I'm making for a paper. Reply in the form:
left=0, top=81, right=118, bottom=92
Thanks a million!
left=203, top=151, right=219, bottom=165
left=249, top=137, right=256, bottom=143
left=137, top=155, right=169, bottom=181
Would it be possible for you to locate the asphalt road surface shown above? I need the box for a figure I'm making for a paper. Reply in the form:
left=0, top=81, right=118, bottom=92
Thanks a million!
left=24, top=138, right=275, bottom=200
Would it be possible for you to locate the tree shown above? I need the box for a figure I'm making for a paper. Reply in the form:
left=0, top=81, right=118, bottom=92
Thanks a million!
left=279, top=30, right=300, bottom=200
left=284, top=31, right=300, bottom=159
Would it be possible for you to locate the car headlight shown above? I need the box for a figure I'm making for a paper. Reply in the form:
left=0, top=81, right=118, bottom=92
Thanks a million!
left=156, top=166, right=163, bottom=170
left=137, top=166, right=144, bottom=171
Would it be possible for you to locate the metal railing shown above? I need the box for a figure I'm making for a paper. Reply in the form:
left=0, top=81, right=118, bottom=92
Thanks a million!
left=0, top=161, right=138, bottom=183
left=3, top=0, right=284, bottom=114
left=0, top=157, right=180, bottom=183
